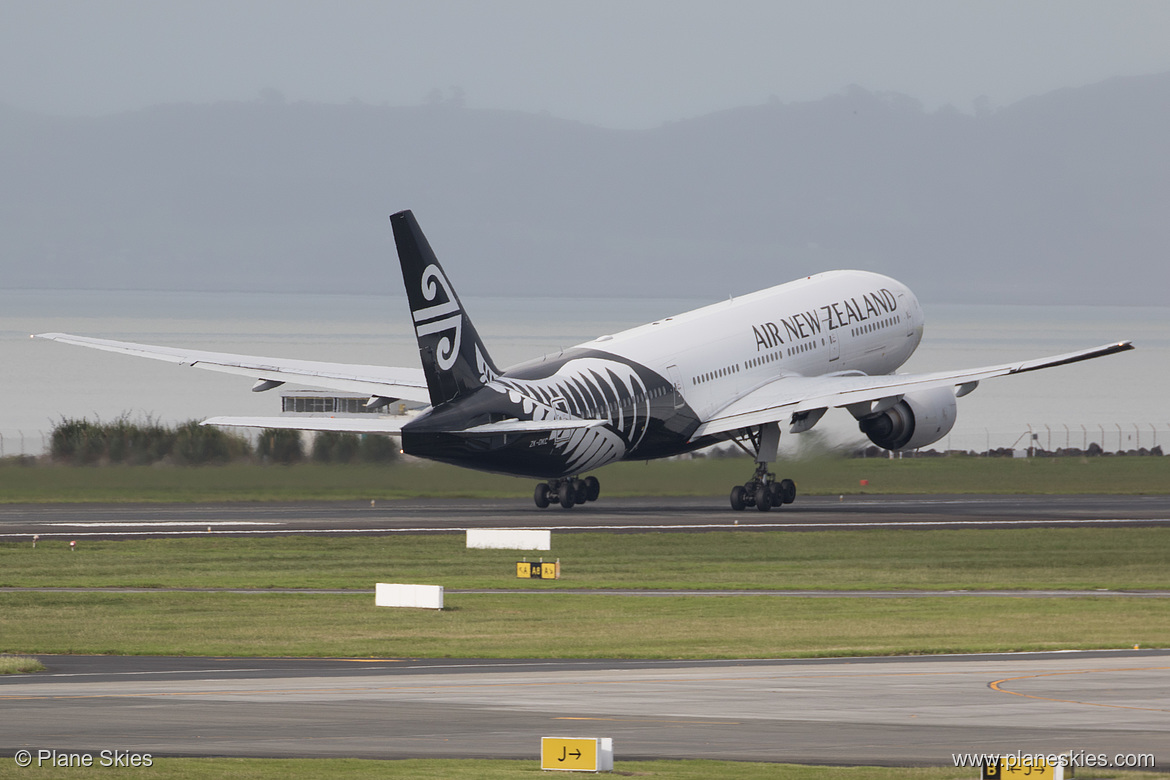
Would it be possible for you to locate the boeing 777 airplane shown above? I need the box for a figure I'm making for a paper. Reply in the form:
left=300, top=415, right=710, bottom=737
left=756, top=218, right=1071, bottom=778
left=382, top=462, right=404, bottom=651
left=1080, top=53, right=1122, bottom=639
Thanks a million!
left=39, top=210, right=1133, bottom=511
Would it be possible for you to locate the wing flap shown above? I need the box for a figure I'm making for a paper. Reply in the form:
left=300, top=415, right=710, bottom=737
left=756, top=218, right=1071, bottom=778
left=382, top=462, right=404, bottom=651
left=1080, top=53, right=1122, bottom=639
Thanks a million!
left=693, top=341, right=1133, bottom=439
left=36, top=332, right=431, bottom=404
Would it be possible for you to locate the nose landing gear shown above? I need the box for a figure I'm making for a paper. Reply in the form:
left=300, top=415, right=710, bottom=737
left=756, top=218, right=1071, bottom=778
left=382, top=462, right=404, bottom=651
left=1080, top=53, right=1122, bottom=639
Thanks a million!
left=534, top=476, right=600, bottom=509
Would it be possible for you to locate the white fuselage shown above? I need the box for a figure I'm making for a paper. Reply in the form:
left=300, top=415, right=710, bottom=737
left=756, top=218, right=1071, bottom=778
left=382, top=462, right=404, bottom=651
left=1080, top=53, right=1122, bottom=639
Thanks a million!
left=572, top=270, right=924, bottom=420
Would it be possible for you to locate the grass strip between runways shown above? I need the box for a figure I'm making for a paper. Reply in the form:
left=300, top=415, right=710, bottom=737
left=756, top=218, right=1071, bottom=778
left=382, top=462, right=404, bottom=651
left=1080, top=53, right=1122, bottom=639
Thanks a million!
left=1, top=592, right=1164, bottom=658
left=4, top=528, right=1169, bottom=591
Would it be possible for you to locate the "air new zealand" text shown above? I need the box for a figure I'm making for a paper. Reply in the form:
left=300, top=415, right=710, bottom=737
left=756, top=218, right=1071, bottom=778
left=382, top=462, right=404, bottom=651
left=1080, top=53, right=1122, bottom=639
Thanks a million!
left=752, top=288, right=897, bottom=350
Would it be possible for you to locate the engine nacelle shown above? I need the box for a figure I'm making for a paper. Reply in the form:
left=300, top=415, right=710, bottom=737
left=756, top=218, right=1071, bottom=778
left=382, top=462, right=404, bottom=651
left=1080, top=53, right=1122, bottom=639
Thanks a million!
left=857, top=386, right=957, bottom=451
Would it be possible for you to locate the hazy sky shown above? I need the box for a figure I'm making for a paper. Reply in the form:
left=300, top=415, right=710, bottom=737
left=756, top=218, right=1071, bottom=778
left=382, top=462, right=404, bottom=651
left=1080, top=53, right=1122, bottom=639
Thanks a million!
left=4, top=0, right=1169, bottom=128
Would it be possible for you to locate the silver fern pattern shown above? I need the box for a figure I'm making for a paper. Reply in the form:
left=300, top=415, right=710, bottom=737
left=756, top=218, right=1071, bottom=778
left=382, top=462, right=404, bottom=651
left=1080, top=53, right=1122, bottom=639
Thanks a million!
left=489, top=357, right=654, bottom=474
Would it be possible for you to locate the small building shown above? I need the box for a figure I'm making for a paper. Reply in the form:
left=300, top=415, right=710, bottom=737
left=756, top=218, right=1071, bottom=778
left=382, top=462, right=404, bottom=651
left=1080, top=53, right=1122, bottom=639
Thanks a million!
left=280, top=391, right=420, bottom=419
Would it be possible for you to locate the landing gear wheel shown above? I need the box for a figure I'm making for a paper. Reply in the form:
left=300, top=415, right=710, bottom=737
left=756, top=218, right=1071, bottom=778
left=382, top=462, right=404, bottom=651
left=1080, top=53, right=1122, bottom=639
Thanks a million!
left=574, top=479, right=589, bottom=505
left=557, top=481, right=576, bottom=509
left=730, top=485, right=746, bottom=511
left=726, top=424, right=797, bottom=512
left=778, top=478, right=796, bottom=504
left=584, top=476, right=601, bottom=502
left=534, top=483, right=550, bottom=509
left=767, top=482, right=784, bottom=508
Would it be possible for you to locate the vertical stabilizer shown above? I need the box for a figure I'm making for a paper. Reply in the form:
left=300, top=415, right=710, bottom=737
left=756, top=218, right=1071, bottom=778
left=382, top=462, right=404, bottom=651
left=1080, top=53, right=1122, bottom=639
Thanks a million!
left=391, top=210, right=500, bottom=407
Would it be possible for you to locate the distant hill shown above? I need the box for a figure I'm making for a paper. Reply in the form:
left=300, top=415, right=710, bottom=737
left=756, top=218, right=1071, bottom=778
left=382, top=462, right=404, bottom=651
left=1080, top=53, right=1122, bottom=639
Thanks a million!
left=2, top=73, right=1167, bottom=305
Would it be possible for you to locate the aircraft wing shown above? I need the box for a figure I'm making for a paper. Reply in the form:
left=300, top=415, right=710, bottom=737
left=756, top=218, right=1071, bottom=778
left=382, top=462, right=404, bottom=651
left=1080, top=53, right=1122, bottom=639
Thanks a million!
left=692, top=341, right=1134, bottom=439
left=35, top=332, right=430, bottom=404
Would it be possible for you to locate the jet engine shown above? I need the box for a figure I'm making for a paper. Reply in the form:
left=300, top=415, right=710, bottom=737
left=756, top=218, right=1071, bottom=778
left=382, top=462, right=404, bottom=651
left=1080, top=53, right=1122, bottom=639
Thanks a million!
left=857, top=386, right=957, bottom=451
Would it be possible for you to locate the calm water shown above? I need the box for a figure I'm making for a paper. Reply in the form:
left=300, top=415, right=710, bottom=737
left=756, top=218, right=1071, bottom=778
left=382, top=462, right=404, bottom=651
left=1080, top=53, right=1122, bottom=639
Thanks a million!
left=4, top=289, right=1167, bottom=456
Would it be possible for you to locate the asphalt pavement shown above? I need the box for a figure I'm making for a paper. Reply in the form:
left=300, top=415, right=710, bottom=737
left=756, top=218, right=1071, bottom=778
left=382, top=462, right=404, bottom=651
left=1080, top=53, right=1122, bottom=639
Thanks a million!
left=3, top=651, right=1167, bottom=764
left=3, top=494, right=1170, bottom=539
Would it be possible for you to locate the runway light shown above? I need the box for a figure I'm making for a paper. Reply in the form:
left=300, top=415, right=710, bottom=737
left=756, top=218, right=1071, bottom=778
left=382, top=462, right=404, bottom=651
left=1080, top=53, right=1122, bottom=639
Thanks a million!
left=32, top=534, right=39, bottom=548
left=69, top=540, right=76, bottom=552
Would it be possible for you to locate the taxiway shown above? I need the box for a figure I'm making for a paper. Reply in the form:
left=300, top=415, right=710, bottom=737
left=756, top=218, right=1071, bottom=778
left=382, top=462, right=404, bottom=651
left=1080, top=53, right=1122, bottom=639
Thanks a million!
left=3, top=652, right=1167, bottom=764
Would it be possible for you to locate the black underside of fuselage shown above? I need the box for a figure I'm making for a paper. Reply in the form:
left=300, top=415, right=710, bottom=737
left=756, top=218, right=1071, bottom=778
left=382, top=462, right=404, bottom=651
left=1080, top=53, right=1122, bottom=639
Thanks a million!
left=399, top=419, right=715, bottom=480
left=400, top=348, right=708, bottom=479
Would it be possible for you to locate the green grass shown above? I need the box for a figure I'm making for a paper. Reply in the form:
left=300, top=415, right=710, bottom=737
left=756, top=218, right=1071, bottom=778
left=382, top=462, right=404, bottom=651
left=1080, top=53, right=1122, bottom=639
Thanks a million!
left=0, top=759, right=1159, bottom=780
left=1, top=591, right=1164, bottom=657
left=5, top=528, right=1166, bottom=658
left=1, top=455, right=1168, bottom=503
left=3, top=528, right=1168, bottom=591
left=0, top=654, right=45, bottom=674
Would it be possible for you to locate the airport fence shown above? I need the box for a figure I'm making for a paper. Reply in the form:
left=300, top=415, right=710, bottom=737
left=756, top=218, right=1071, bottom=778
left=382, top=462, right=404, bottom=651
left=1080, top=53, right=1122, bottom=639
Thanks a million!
left=927, top=422, right=1170, bottom=458
left=0, top=430, right=48, bottom=459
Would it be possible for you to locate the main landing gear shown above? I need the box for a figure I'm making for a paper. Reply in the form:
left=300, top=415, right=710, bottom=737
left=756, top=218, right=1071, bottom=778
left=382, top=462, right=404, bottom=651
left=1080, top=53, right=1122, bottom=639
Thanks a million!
left=534, top=476, right=600, bottom=509
left=727, top=421, right=796, bottom=512
left=729, top=463, right=796, bottom=512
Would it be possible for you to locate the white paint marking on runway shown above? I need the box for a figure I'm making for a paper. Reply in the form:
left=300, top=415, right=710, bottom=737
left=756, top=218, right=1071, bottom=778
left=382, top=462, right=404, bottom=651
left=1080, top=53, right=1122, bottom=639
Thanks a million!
left=47, top=521, right=283, bottom=527
left=28, top=659, right=610, bottom=681
left=36, top=667, right=275, bottom=679
left=3, top=517, right=1169, bottom=538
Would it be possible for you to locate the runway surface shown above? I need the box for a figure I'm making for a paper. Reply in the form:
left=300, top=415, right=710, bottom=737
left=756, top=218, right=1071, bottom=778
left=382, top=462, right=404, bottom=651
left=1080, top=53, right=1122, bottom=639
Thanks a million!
left=3, top=651, right=1168, bottom=764
left=3, top=494, right=1170, bottom=539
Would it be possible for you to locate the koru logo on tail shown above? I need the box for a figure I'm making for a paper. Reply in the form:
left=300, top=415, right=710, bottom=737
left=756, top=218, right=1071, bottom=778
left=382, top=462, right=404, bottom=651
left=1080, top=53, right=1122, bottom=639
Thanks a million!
left=412, top=264, right=463, bottom=370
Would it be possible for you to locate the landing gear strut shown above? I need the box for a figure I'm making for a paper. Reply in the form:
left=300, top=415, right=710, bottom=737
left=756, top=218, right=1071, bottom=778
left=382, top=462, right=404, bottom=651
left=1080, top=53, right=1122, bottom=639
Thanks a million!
left=534, top=476, right=600, bottom=509
left=727, top=422, right=796, bottom=512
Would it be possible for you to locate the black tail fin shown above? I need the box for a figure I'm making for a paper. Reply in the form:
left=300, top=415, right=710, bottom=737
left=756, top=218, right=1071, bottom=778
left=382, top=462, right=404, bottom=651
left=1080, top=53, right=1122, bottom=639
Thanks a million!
left=390, top=210, right=500, bottom=407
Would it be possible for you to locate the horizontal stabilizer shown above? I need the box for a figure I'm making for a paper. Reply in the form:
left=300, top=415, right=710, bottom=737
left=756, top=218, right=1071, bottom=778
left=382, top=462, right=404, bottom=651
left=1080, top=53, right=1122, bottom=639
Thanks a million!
left=202, top=416, right=406, bottom=434
left=453, top=418, right=606, bottom=436
left=203, top=415, right=605, bottom=437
